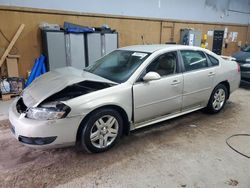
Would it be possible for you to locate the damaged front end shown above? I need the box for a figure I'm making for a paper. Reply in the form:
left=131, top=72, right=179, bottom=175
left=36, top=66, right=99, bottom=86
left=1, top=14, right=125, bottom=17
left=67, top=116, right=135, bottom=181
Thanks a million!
left=16, top=96, right=71, bottom=121
left=43, top=80, right=114, bottom=102
left=17, top=80, right=114, bottom=120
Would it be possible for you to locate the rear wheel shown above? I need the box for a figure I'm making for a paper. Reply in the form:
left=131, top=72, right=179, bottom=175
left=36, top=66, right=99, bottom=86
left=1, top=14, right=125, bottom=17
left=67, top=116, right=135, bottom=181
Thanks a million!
left=79, top=108, right=123, bottom=153
left=206, top=84, right=228, bottom=114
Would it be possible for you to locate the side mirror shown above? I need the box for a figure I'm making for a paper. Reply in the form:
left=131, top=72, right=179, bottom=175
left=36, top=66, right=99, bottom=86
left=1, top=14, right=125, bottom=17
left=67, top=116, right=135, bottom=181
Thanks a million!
left=143, top=72, right=161, bottom=82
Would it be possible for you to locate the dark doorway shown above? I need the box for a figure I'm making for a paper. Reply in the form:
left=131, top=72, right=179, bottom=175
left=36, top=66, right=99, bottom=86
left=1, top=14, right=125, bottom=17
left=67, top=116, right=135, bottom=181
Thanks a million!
left=212, top=30, right=224, bottom=55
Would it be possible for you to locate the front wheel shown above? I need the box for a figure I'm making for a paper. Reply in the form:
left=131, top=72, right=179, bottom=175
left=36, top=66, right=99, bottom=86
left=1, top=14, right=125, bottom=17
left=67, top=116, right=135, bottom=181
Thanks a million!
left=206, top=84, right=228, bottom=114
left=79, top=108, right=123, bottom=153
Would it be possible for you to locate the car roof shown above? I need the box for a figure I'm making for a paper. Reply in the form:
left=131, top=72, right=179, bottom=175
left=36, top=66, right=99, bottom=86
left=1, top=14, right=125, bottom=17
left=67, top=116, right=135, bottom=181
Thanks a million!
left=119, top=44, right=207, bottom=53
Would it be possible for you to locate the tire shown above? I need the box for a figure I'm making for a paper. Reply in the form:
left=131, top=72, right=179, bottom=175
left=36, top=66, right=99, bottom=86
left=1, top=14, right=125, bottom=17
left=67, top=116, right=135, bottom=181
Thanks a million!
left=79, top=108, right=123, bottom=153
left=206, top=84, right=228, bottom=114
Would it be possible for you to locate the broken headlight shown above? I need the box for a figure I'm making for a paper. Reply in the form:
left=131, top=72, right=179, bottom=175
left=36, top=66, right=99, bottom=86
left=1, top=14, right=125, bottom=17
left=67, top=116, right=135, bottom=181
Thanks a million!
left=26, top=102, right=71, bottom=120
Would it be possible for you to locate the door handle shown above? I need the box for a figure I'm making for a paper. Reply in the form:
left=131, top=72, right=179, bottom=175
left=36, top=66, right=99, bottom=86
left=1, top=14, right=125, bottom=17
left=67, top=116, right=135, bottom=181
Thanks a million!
left=171, top=80, right=181, bottom=85
left=208, top=72, right=215, bottom=77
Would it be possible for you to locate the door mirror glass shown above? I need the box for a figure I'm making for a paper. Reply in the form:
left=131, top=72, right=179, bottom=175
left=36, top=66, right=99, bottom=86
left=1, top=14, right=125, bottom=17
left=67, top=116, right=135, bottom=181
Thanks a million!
left=143, top=72, right=161, bottom=82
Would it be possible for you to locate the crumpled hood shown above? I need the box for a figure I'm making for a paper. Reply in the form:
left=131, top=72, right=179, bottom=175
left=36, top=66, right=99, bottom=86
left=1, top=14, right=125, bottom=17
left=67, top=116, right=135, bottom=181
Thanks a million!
left=22, top=67, right=116, bottom=107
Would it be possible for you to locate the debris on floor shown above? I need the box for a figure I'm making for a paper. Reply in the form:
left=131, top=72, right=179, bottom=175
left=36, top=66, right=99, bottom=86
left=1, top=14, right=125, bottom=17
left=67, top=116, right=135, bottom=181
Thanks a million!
left=189, top=124, right=197, bottom=128
left=225, top=179, right=239, bottom=186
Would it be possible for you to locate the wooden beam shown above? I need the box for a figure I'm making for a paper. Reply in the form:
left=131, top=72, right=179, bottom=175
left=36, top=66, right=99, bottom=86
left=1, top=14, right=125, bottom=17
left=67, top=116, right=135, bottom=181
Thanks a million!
left=7, top=54, right=20, bottom=59
left=0, top=24, right=25, bottom=67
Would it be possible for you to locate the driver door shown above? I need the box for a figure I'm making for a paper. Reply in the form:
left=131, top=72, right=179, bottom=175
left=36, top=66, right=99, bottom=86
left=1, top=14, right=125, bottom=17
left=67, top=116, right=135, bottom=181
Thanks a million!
left=133, top=51, right=183, bottom=124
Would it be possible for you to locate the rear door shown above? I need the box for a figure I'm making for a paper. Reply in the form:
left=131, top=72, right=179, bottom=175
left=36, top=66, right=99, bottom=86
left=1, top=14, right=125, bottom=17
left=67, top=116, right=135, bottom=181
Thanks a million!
left=180, top=50, right=216, bottom=110
left=133, top=51, right=183, bottom=124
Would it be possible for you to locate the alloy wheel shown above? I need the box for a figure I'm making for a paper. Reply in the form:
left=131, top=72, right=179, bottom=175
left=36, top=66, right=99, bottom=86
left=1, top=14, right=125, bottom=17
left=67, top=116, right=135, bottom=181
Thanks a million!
left=90, top=115, right=119, bottom=149
left=212, top=88, right=226, bottom=111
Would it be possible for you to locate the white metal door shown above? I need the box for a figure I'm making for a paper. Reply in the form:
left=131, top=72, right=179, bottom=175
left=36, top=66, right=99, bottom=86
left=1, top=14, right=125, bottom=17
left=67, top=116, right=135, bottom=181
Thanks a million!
left=133, top=74, right=183, bottom=124
left=180, top=50, right=215, bottom=110
left=182, top=67, right=215, bottom=110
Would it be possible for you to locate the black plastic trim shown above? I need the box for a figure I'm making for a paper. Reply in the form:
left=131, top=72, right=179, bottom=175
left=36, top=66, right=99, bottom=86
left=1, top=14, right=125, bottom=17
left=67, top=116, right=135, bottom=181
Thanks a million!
left=18, top=136, right=57, bottom=145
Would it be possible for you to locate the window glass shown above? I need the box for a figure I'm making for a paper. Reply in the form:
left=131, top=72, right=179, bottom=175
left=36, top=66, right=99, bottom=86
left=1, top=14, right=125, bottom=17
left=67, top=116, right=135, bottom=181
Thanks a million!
left=85, top=50, right=150, bottom=83
left=208, top=54, right=219, bottom=66
left=146, top=51, right=177, bottom=76
left=181, top=50, right=208, bottom=71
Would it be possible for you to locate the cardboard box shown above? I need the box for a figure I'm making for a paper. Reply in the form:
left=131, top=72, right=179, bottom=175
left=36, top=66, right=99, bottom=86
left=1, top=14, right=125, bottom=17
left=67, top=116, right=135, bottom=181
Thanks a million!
left=6, top=55, right=19, bottom=77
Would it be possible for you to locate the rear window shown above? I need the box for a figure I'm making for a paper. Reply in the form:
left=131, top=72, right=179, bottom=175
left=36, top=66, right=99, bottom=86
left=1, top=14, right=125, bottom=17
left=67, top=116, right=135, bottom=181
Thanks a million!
left=208, top=54, right=219, bottom=66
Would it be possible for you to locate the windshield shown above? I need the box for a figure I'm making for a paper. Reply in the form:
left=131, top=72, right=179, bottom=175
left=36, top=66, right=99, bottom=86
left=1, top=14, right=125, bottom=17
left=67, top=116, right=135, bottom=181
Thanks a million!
left=242, top=45, right=250, bottom=52
left=85, top=50, right=150, bottom=83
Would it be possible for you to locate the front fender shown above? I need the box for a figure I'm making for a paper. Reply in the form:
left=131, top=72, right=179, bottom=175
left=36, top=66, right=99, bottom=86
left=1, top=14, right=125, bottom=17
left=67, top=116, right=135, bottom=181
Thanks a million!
left=63, top=83, right=133, bottom=121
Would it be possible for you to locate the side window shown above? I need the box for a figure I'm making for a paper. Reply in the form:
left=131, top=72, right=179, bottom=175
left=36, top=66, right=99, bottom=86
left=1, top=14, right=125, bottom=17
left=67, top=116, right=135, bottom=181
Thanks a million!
left=146, top=51, right=177, bottom=77
left=207, top=54, right=219, bottom=66
left=180, top=50, right=208, bottom=71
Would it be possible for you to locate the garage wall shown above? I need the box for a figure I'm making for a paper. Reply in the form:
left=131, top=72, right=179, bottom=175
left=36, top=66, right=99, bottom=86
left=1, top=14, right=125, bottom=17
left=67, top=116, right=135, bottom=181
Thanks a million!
left=0, top=8, right=162, bottom=78
left=172, top=23, right=248, bottom=55
left=0, top=7, right=249, bottom=78
left=248, top=25, right=250, bottom=42
left=0, top=0, right=250, bottom=25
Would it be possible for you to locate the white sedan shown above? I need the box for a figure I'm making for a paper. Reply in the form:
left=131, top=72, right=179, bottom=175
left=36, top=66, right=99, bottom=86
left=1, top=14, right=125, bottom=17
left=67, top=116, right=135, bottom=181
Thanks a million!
left=9, top=45, right=240, bottom=153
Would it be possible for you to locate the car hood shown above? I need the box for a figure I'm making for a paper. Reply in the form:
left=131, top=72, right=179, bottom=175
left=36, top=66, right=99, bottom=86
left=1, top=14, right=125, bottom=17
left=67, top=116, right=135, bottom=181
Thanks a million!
left=232, top=51, right=250, bottom=61
left=22, top=67, right=117, bottom=107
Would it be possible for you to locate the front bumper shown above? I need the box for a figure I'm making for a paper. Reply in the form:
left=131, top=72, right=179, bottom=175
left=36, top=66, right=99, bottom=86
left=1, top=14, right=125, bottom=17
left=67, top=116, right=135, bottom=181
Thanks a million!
left=9, top=98, right=84, bottom=148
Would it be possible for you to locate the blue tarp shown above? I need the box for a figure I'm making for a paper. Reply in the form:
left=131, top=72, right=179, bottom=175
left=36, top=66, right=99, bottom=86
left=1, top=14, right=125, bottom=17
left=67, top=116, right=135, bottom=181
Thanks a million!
left=25, top=55, right=47, bottom=87
left=64, top=22, right=95, bottom=33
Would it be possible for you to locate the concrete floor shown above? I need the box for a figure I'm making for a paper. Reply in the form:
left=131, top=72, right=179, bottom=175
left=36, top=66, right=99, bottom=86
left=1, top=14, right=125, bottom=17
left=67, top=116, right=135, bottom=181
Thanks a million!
left=0, top=99, right=13, bottom=121
left=0, top=88, right=250, bottom=188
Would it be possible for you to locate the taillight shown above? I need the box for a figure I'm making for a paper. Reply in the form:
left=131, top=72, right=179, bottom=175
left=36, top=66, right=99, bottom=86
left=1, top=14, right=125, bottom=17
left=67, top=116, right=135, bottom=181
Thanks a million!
left=237, top=63, right=240, bottom=73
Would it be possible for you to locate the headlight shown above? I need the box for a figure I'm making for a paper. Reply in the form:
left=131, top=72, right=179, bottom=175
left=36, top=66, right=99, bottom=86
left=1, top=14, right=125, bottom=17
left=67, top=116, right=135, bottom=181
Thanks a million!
left=241, top=63, right=250, bottom=68
left=246, top=58, right=250, bottom=62
left=26, top=102, right=71, bottom=120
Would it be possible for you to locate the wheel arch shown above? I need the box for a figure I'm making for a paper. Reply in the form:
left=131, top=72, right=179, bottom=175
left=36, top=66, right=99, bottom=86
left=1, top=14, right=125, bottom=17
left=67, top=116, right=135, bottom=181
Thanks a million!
left=76, top=105, right=130, bottom=143
left=206, top=80, right=230, bottom=107
left=218, top=80, right=230, bottom=99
